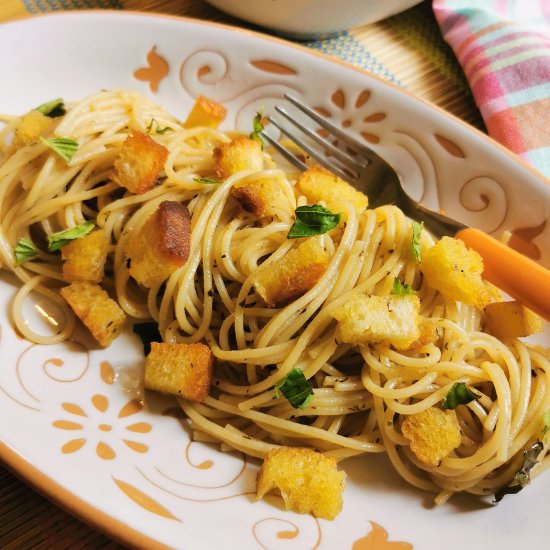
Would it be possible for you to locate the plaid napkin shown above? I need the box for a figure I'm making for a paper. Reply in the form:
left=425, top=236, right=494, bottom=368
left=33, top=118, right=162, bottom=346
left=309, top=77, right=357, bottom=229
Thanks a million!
left=433, top=0, right=550, bottom=178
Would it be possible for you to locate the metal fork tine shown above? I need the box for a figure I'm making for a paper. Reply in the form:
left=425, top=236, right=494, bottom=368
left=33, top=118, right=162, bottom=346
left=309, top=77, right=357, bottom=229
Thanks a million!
left=266, top=116, right=355, bottom=181
left=274, top=106, right=368, bottom=170
left=285, top=93, right=376, bottom=159
left=259, top=131, right=307, bottom=172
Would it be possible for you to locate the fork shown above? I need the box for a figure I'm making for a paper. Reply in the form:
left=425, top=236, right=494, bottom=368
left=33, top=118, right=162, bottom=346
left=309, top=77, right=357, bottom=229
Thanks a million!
left=261, top=93, right=550, bottom=322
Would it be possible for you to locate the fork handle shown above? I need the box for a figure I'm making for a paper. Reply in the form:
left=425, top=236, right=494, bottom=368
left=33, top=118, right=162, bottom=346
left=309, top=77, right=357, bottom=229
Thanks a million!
left=456, top=227, right=550, bottom=322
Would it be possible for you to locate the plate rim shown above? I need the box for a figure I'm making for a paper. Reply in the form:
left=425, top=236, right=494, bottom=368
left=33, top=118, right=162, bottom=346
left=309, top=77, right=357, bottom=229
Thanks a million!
left=0, top=9, right=549, bottom=549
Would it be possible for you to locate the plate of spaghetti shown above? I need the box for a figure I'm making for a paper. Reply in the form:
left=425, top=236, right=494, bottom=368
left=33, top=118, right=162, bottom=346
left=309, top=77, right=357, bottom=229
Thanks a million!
left=1, top=11, right=550, bottom=550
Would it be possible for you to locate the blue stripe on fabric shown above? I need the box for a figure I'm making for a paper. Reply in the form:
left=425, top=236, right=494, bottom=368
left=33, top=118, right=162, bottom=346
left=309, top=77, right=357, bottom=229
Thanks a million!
left=304, top=31, right=400, bottom=85
left=524, top=148, right=550, bottom=179
left=22, top=0, right=121, bottom=11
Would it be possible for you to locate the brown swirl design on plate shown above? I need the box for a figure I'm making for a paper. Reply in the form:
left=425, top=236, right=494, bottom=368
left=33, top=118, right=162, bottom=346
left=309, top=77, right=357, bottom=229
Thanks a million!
left=252, top=516, right=321, bottom=550
left=137, top=466, right=255, bottom=503
left=250, top=60, right=297, bottom=75
left=352, top=521, right=412, bottom=549
left=435, top=134, right=466, bottom=158
left=133, top=46, right=169, bottom=93
left=53, top=394, right=151, bottom=460
left=508, top=219, right=547, bottom=260
left=113, top=478, right=180, bottom=521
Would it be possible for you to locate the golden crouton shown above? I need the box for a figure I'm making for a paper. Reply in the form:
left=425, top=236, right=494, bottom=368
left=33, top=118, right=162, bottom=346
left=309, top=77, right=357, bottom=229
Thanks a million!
left=251, top=237, right=329, bottom=307
left=484, top=301, right=543, bottom=339
left=183, top=95, right=227, bottom=129
left=126, top=201, right=190, bottom=288
left=401, top=407, right=462, bottom=466
left=144, top=342, right=214, bottom=402
left=403, top=317, right=439, bottom=350
left=256, top=447, right=345, bottom=520
left=61, top=229, right=109, bottom=283
left=213, top=136, right=264, bottom=180
left=230, top=175, right=286, bottom=217
left=422, top=236, right=490, bottom=308
left=60, top=281, right=126, bottom=347
left=14, top=110, right=53, bottom=147
left=332, top=294, right=421, bottom=350
left=295, top=165, right=369, bottom=212
left=113, top=131, right=168, bottom=194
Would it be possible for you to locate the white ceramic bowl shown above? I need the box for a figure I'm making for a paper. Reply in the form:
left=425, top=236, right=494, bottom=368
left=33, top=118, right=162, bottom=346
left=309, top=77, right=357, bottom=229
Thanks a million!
left=205, top=0, right=424, bottom=38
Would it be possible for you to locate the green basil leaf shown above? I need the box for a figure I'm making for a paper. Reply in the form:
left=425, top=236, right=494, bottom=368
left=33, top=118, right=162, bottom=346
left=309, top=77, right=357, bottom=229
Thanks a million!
left=441, top=382, right=480, bottom=410
left=146, top=118, right=174, bottom=135
left=494, top=441, right=544, bottom=502
left=133, top=322, right=162, bottom=356
left=193, top=177, right=222, bottom=184
left=392, top=278, right=416, bottom=295
left=36, top=98, right=66, bottom=118
left=274, top=368, right=314, bottom=409
left=288, top=204, right=342, bottom=239
left=411, top=221, right=423, bottom=262
left=47, top=221, right=95, bottom=252
left=39, top=137, right=78, bottom=163
left=14, top=238, right=38, bottom=265
left=249, top=111, right=265, bottom=149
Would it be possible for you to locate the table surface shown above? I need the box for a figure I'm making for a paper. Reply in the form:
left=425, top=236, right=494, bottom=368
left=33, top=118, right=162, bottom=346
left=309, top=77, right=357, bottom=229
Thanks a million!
left=0, top=1, right=484, bottom=548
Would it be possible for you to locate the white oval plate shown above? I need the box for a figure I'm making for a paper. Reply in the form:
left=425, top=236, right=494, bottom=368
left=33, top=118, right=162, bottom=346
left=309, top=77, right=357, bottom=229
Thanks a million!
left=0, top=12, right=549, bottom=550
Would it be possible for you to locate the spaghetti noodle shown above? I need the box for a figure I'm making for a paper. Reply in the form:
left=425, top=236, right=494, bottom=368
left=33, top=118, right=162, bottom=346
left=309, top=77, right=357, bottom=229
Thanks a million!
left=1, top=90, right=549, bottom=506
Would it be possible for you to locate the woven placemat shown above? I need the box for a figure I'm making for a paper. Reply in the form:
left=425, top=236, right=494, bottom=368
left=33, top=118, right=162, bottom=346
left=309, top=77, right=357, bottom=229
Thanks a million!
left=0, top=1, right=483, bottom=548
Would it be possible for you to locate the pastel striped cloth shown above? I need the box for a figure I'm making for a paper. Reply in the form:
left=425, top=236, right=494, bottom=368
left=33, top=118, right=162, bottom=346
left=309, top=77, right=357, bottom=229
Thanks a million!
left=433, top=0, right=550, bottom=178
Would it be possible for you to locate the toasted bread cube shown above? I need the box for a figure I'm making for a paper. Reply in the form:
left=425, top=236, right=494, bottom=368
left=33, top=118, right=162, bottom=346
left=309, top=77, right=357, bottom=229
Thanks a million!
left=126, top=201, right=190, bottom=288
left=256, top=447, right=345, bottom=520
left=60, top=281, right=126, bottom=347
left=401, top=407, right=462, bottom=466
left=332, top=294, right=421, bottom=350
left=14, top=110, right=53, bottom=147
left=144, top=342, right=214, bottom=402
left=61, top=229, right=109, bottom=283
left=484, top=301, right=543, bottom=339
left=403, top=317, right=439, bottom=350
left=230, top=175, right=286, bottom=217
left=252, top=237, right=329, bottom=307
left=296, top=165, right=369, bottom=212
left=213, top=136, right=264, bottom=180
left=183, top=95, right=227, bottom=129
left=422, top=236, right=490, bottom=308
left=113, top=131, right=168, bottom=194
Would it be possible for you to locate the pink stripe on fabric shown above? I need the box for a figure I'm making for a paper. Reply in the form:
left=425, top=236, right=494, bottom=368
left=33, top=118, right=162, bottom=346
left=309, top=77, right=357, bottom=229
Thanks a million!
left=485, top=109, right=525, bottom=152
left=472, top=56, right=550, bottom=103
left=479, top=95, right=510, bottom=119
left=466, top=42, right=550, bottom=81
left=461, top=30, right=550, bottom=71
left=540, top=0, right=550, bottom=20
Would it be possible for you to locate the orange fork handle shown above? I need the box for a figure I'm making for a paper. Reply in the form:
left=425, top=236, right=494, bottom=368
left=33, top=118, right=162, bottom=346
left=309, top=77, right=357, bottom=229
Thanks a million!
left=456, top=227, right=550, bottom=322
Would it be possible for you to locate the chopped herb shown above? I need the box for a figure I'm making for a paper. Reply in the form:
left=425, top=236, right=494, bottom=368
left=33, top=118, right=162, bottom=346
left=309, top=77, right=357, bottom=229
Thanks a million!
left=133, top=322, right=162, bottom=356
left=193, top=177, right=221, bottom=184
left=47, top=221, right=95, bottom=252
left=441, top=382, right=480, bottom=410
left=146, top=118, right=174, bottom=135
left=411, top=221, right=424, bottom=262
left=249, top=111, right=265, bottom=148
left=36, top=98, right=66, bottom=118
left=287, top=204, right=342, bottom=239
left=392, top=278, right=416, bottom=295
left=14, top=238, right=38, bottom=265
left=39, top=137, right=78, bottom=163
left=494, top=441, right=544, bottom=502
left=274, top=368, right=314, bottom=409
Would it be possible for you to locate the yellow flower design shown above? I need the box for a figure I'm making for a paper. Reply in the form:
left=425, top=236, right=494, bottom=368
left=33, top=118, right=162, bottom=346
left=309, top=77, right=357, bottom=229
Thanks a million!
left=53, top=394, right=152, bottom=460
